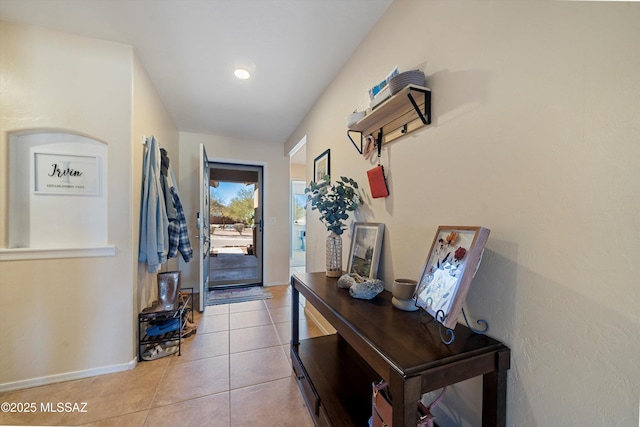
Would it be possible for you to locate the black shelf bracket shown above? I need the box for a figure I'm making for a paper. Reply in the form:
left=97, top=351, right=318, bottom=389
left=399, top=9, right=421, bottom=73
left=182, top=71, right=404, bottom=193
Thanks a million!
left=347, top=129, right=363, bottom=155
left=407, top=86, right=431, bottom=125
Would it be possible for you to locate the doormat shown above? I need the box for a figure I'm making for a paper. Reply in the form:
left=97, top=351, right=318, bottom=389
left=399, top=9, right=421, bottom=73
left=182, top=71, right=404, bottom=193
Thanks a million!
left=207, top=286, right=273, bottom=306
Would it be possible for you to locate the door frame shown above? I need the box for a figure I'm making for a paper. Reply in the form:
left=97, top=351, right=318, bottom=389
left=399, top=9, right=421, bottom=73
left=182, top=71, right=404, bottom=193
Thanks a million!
left=288, top=135, right=307, bottom=273
left=290, top=180, right=306, bottom=259
left=206, top=157, right=267, bottom=288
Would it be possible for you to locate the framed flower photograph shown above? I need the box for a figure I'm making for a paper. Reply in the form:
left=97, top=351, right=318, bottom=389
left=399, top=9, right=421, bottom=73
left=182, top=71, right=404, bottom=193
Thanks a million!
left=347, top=222, right=384, bottom=279
left=313, top=149, right=330, bottom=182
left=414, top=226, right=490, bottom=329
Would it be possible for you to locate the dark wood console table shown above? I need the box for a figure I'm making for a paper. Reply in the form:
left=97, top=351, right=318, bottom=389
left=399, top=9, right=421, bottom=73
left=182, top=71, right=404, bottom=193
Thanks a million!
left=290, top=272, right=510, bottom=427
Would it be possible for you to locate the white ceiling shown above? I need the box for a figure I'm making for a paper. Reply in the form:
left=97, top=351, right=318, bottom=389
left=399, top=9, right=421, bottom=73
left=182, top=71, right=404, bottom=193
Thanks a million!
left=0, top=0, right=391, bottom=144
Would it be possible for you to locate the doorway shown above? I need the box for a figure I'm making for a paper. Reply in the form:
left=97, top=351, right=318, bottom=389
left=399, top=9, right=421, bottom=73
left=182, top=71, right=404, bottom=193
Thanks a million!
left=289, top=136, right=307, bottom=277
left=290, top=181, right=306, bottom=269
left=208, top=162, right=263, bottom=288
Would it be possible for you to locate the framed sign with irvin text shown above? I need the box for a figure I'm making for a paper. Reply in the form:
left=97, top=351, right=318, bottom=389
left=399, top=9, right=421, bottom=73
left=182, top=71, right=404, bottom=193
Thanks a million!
left=33, top=152, right=100, bottom=195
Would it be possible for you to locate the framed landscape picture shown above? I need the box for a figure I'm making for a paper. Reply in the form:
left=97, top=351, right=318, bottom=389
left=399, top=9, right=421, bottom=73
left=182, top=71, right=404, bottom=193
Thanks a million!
left=313, top=149, right=330, bottom=182
left=347, top=222, right=384, bottom=279
left=414, top=226, right=490, bottom=329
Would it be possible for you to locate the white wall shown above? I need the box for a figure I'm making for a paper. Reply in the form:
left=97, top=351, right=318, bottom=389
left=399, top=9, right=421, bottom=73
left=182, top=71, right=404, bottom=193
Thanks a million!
left=290, top=163, right=306, bottom=181
left=178, top=132, right=291, bottom=289
left=131, top=55, right=180, bottom=333
left=285, top=1, right=640, bottom=425
left=0, top=21, right=178, bottom=389
left=0, top=22, right=135, bottom=388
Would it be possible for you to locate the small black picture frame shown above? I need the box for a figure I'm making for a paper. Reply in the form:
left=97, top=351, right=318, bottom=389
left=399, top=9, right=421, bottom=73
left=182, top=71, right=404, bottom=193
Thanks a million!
left=314, top=149, right=330, bottom=182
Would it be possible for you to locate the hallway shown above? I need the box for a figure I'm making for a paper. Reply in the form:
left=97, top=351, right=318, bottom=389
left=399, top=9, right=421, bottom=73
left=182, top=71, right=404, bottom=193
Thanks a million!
left=0, top=285, right=321, bottom=426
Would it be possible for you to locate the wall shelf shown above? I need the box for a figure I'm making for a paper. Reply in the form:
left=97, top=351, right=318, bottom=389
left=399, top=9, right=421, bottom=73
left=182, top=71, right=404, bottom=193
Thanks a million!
left=347, top=84, right=431, bottom=154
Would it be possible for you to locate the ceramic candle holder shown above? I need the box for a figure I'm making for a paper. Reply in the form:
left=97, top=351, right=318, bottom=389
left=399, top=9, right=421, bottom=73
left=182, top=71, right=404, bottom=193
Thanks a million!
left=391, top=278, right=419, bottom=311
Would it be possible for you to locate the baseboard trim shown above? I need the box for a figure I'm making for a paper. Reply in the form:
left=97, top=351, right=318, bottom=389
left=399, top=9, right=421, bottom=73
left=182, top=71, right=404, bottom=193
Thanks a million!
left=304, top=305, right=336, bottom=336
left=264, top=281, right=290, bottom=287
left=0, top=358, right=137, bottom=392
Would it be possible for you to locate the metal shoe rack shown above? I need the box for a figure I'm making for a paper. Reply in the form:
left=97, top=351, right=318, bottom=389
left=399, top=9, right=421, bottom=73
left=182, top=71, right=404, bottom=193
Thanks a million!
left=137, top=288, right=193, bottom=361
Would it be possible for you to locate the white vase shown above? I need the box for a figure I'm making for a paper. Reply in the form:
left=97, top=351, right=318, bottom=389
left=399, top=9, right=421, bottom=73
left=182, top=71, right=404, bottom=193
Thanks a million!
left=326, top=232, right=342, bottom=278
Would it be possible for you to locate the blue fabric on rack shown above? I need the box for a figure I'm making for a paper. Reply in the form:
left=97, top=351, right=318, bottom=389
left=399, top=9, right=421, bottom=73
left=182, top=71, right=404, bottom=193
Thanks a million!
left=139, top=136, right=169, bottom=272
left=145, top=318, right=180, bottom=336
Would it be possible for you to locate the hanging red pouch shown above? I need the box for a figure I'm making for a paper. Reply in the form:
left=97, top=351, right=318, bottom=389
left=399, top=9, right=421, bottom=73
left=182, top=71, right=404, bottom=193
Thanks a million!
left=367, top=165, right=389, bottom=198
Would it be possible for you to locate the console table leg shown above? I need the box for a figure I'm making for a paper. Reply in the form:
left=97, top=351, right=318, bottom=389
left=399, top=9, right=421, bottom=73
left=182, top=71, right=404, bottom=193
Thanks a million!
left=291, top=277, right=299, bottom=348
left=389, top=372, right=422, bottom=427
left=482, top=370, right=507, bottom=427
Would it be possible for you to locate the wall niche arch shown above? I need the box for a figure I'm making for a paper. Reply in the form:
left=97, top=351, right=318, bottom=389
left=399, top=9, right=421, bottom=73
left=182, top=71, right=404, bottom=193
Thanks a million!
left=3, top=130, right=114, bottom=260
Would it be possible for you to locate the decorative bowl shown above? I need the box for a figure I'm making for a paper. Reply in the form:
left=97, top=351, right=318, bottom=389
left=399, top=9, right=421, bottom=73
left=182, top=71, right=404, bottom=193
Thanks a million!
left=392, top=278, right=418, bottom=300
left=346, top=110, right=366, bottom=128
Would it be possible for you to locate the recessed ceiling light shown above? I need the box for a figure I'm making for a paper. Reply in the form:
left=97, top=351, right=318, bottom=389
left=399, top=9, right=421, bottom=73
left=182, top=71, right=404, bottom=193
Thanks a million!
left=233, top=68, right=251, bottom=80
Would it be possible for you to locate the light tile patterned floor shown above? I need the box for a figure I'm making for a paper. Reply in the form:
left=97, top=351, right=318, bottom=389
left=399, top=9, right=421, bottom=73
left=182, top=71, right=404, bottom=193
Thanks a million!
left=0, top=284, right=322, bottom=426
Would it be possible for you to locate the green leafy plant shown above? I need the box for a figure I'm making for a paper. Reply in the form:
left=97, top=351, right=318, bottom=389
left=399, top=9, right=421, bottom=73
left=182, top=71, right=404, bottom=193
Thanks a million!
left=305, top=176, right=363, bottom=235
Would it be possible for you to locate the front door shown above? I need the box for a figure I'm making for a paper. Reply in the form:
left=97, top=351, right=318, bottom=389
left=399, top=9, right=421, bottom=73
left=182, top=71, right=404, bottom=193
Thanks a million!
left=208, top=163, right=263, bottom=288
left=198, top=144, right=210, bottom=311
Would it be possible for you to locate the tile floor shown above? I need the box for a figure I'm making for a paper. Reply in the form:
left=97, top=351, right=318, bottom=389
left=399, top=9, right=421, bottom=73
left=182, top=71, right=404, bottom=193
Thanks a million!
left=0, top=284, right=323, bottom=426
